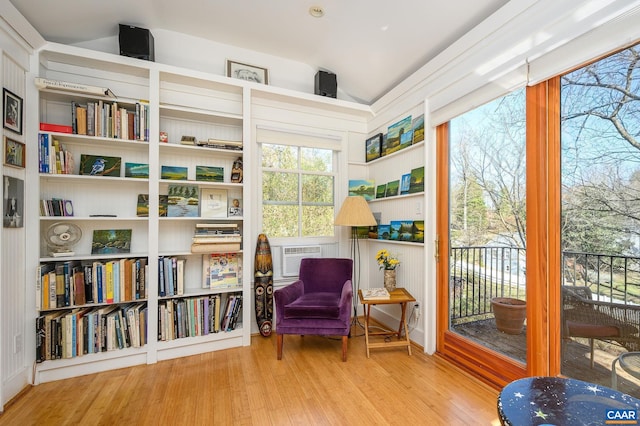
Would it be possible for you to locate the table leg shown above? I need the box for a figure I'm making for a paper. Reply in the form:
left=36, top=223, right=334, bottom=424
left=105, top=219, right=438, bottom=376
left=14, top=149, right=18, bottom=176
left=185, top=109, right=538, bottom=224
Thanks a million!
left=364, top=304, right=371, bottom=358
left=399, top=302, right=412, bottom=355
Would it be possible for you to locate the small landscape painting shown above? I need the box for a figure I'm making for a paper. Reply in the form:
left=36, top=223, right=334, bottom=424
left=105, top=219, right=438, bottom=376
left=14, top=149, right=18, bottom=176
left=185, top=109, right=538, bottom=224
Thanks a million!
left=91, top=229, right=132, bottom=254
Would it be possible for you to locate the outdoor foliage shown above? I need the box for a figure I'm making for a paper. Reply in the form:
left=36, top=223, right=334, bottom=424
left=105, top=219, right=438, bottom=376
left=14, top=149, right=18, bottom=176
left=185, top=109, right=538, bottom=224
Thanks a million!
left=261, top=144, right=335, bottom=238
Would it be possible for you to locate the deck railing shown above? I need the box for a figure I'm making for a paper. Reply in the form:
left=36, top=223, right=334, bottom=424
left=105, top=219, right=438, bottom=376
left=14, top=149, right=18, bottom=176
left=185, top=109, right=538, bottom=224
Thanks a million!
left=450, top=247, right=640, bottom=324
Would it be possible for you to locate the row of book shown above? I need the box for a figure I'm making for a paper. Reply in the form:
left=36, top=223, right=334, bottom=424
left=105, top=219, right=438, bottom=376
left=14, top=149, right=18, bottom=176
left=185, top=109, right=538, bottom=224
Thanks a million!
left=191, top=223, right=241, bottom=253
left=40, top=198, right=74, bottom=217
left=202, top=253, right=242, bottom=289
left=158, top=256, right=185, bottom=297
left=37, top=258, right=148, bottom=311
left=35, top=302, right=148, bottom=362
left=38, top=133, right=73, bottom=174
left=70, top=99, right=149, bottom=142
left=158, top=294, right=242, bottom=341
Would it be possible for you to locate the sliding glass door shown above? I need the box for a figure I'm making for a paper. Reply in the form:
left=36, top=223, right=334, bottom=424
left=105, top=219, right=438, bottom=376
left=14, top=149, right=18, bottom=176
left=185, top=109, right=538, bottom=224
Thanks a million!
left=559, top=43, right=640, bottom=397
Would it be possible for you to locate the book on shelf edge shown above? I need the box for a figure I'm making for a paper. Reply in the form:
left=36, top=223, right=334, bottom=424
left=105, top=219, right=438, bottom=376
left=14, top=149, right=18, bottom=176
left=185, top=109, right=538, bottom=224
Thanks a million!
left=35, top=77, right=116, bottom=98
left=191, top=242, right=241, bottom=253
left=40, top=122, right=73, bottom=133
left=361, top=288, right=390, bottom=300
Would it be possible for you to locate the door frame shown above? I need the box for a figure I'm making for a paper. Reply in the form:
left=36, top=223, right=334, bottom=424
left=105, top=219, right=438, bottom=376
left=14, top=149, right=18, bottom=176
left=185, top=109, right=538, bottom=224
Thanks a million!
left=434, top=79, right=562, bottom=387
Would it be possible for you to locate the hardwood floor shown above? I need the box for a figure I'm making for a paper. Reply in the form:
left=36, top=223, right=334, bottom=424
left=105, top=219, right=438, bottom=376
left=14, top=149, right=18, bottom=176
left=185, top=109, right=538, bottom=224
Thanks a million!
left=0, top=325, right=501, bottom=425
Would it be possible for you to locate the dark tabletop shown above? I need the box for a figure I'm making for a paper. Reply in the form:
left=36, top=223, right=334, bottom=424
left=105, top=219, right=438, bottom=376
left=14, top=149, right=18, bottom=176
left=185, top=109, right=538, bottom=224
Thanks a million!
left=497, top=376, right=640, bottom=426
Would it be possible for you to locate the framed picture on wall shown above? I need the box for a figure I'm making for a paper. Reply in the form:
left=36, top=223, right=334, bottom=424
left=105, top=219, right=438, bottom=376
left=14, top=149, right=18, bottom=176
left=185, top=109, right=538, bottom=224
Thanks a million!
left=3, top=175, right=23, bottom=228
left=226, top=60, right=269, bottom=85
left=365, top=133, right=382, bottom=162
left=3, top=88, right=22, bottom=135
left=4, top=136, right=25, bottom=168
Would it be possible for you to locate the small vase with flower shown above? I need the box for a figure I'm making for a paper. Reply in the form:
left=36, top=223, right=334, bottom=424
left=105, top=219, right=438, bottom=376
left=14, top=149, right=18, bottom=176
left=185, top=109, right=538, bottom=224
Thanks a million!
left=376, top=249, right=400, bottom=292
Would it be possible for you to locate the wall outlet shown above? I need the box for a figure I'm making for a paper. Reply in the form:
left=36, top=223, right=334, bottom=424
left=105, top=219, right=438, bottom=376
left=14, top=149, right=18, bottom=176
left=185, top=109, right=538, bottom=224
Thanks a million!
left=13, top=333, right=22, bottom=354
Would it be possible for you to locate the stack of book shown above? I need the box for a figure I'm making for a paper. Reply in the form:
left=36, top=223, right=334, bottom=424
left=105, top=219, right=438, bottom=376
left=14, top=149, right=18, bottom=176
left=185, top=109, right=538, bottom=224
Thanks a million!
left=197, top=138, right=243, bottom=151
left=190, top=223, right=241, bottom=253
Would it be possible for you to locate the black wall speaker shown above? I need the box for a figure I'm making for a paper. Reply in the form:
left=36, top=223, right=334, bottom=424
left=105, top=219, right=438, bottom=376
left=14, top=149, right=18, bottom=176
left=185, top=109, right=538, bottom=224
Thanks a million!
left=315, top=70, right=337, bottom=98
left=119, top=24, right=155, bottom=62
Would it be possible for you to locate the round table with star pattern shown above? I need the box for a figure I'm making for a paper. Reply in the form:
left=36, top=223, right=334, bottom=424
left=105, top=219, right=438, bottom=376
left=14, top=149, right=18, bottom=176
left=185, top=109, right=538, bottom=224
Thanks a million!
left=497, top=376, right=640, bottom=425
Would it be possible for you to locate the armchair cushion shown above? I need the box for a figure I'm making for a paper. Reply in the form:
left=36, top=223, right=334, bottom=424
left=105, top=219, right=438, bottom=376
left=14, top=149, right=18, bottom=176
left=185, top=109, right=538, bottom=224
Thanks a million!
left=284, top=292, right=341, bottom=319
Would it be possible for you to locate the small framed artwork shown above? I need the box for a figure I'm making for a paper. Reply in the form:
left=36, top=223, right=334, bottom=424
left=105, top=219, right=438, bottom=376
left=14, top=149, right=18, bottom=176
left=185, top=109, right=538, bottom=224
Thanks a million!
left=365, top=133, right=382, bottom=162
left=3, top=175, right=23, bottom=228
left=91, top=229, right=132, bottom=254
left=79, top=154, right=122, bottom=176
left=161, top=165, right=188, bottom=180
left=4, top=137, right=25, bottom=168
left=201, top=188, right=228, bottom=218
left=3, top=88, right=22, bottom=135
left=228, top=197, right=243, bottom=217
left=226, top=60, right=269, bottom=85
left=195, top=165, right=224, bottom=182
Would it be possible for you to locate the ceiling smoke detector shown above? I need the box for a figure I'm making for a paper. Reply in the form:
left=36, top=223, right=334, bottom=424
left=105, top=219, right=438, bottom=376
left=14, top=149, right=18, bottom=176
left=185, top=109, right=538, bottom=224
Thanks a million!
left=309, top=6, right=324, bottom=18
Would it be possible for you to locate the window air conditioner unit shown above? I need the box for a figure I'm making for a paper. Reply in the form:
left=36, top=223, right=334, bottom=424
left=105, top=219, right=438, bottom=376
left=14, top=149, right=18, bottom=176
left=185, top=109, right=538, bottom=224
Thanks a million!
left=282, top=245, right=322, bottom=277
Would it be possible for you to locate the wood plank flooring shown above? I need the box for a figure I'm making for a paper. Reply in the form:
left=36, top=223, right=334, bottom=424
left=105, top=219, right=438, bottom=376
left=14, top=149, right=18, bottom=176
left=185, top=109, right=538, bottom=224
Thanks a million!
left=0, top=325, right=501, bottom=426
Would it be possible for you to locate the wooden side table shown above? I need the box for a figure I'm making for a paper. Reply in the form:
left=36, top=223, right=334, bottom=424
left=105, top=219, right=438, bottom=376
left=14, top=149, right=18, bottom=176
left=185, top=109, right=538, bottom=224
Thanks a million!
left=358, top=287, right=416, bottom=358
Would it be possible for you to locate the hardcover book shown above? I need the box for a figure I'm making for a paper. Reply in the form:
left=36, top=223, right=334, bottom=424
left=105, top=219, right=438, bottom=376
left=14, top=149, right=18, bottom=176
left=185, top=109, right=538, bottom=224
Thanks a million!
left=91, top=229, right=132, bottom=254
left=195, top=165, right=224, bottom=182
left=125, top=162, right=149, bottom=179
left=362, top=288, right=390, bottom=300
left=167, top=184, right=199, bottom=217
left=161, top=165, right=188, bottom=180
left=79, top=154, right=121, bottom=177
left=207, top=253, right=241, bottom=289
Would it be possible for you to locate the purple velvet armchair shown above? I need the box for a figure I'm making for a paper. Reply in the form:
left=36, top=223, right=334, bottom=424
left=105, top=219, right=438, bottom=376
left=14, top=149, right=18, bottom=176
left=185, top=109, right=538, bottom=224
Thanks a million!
left=274, top=258, right=353, bottom=361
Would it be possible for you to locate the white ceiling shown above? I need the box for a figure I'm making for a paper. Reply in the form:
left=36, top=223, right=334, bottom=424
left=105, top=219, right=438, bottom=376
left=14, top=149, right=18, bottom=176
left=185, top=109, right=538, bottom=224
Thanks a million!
left=9, top=0, right=509, bottom=104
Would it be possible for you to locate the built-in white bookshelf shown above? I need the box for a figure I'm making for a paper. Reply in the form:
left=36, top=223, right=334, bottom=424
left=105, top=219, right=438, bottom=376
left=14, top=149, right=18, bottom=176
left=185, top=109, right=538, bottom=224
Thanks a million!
left=32, top=44, right=250, bottom=383
left=27, top=41, right=372, bottom=383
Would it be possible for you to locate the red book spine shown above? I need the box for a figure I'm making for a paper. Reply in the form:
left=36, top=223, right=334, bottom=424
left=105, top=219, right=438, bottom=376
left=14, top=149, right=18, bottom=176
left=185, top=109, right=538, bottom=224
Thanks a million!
left=40, top=122, right=73, bottom=133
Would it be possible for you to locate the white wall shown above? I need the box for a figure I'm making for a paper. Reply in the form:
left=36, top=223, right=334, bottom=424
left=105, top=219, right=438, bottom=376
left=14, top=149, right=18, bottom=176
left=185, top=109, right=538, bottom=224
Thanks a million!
left=72, top=29, right=360, bottom=104
left=0, top=8, right=33, bottom=411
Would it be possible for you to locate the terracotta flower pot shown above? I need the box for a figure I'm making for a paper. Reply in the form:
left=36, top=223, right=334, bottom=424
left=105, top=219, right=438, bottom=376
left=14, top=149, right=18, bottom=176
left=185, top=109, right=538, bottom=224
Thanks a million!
left=491, top=297, right=526, bottom=335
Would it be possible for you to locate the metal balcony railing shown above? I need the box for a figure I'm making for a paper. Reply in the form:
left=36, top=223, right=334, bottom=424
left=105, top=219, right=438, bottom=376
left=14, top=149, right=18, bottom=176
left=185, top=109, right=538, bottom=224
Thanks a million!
left=449, top=247, right=640, bottom=324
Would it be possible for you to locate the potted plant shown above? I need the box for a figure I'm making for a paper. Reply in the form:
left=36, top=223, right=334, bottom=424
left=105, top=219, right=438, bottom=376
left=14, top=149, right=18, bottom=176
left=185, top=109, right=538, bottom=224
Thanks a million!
left=490, top=297, right=526, bottom=334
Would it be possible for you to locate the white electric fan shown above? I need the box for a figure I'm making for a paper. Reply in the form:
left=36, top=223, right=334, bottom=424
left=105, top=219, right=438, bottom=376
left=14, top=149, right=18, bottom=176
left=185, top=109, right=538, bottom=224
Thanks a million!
left=44, top=222, right=82, bottom=257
